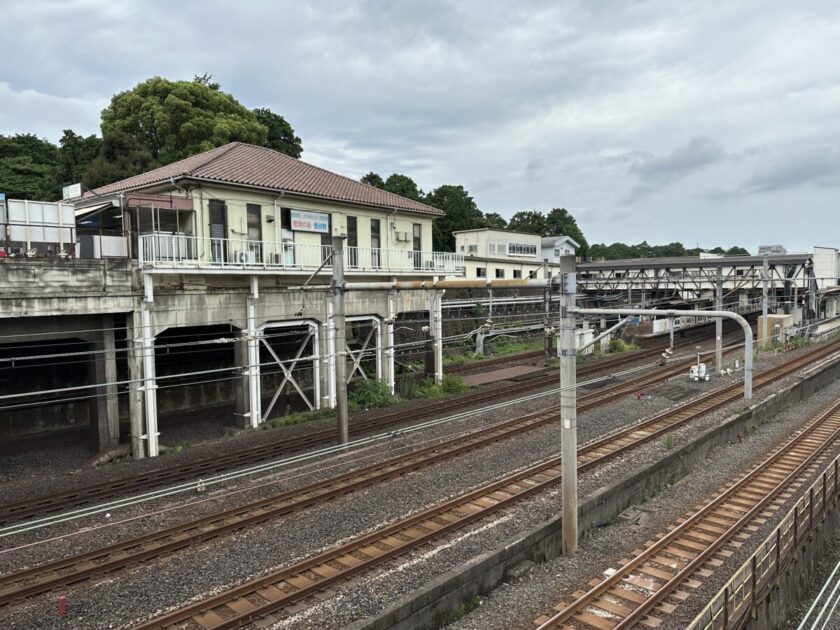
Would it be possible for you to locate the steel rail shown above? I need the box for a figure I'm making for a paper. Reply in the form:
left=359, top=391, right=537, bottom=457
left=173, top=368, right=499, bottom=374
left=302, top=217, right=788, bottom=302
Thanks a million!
left=128, top=341, right=840, bottom=630
left=536, top=398, right=840, bottom=629
left=0, top=354, right=708, bottom=607
left=0, top=333, right=713, bottom=527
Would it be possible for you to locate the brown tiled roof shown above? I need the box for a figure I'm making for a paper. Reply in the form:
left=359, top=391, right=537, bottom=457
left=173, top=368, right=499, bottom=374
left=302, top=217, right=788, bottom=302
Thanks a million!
left=83, top=142, right=443, bottom=216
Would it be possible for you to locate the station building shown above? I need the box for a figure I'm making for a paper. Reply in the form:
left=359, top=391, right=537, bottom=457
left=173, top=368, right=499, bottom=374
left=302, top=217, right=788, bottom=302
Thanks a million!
left=1, top=142, right=462, bottom=458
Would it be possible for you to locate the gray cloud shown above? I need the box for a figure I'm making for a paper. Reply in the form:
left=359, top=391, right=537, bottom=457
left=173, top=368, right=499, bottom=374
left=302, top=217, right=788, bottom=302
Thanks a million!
left=743, top=144, right=840, bottom=192
left=2, top=1, right=840, bottom=252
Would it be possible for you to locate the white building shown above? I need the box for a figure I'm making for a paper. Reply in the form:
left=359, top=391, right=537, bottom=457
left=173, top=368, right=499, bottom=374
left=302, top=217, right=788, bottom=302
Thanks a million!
left=540, top=235, right=580, bottom=263
left=453, top=228, right=578, bottom=279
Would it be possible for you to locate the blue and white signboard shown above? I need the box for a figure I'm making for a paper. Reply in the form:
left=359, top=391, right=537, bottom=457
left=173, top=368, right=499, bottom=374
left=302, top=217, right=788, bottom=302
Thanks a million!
left=290, top=210, right=329, bottom=233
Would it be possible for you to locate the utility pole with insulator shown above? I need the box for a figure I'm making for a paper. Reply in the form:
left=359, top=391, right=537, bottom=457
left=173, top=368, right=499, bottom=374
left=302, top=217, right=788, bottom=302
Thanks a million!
left=332, top=235, right=349, bottom=444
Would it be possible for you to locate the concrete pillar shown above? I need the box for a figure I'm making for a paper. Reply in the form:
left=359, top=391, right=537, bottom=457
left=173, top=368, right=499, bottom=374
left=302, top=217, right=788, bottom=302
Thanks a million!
left=126, top=311, right=145, bottom=459
left=140, top=276, right=159, bottom=457
left=232, top=331, right=252, bottom=429
left=320, top=313, right=333, bottom=408
left=89, top=314, right=119, bottom=452
left=381, top=296, right=396, bottom=395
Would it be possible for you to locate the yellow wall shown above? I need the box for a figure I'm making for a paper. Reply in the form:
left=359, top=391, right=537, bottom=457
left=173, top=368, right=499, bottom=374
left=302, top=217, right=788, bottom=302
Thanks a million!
left=161, top=184, right=436, bottom=262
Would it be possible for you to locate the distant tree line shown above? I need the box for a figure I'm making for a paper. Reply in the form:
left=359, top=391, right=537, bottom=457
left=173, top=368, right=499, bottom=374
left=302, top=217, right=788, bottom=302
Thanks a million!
left=0, top=74, right=302, bottom=201
left=589, top=241, right=750, bottom=260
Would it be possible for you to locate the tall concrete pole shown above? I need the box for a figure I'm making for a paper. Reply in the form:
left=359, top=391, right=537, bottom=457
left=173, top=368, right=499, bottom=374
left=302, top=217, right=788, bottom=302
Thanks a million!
left=559, top=255, right=578, bottom=555
left=246, top=275, right=261, bottom=428
left=126, top=310, right=145, bottom=459
left=715, top=266, right=723, bottom=374
left=543, top=261, right=551, bottom=361
left=761, top=254, right=769, bottom=348
left=140, top=274, right=159, bottom=457
left=332, top=235, right=349, bottom=444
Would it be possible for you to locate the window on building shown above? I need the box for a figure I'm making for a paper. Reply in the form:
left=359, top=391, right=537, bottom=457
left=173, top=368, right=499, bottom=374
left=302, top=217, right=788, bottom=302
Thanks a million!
left=508, top=243, right=538, bottom=256
left=489, top=243, right=496, bottom=254
left=347, top=216, right=358, bottom=267
left=476, top=267, right=486, bottom=278
left=495, top=268, right=505, bottom=278
left=246, top=204, right=262, bottom=242
left=554, top=248, right=561, bottom=258
left=468, top=244, right=478, bottom=253
left=371, top=218, right=381, bottom=267
left=513, top=269, right=522, bottom=279
left=412, top=223, right=422, bottom=268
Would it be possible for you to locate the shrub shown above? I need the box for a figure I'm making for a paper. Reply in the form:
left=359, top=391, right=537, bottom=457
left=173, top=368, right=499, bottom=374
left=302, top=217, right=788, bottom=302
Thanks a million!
left=263, top=408, right=334, bottom=430
left=348, top=379, right=395, bottom=411
left=441, top=373, right=468, bottom=394
left=608, top=338, right=639, bottom=353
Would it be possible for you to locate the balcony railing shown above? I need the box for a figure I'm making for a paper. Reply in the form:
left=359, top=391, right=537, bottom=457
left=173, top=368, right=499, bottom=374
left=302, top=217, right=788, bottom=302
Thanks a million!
left=138, top=233, right=464, bottom=275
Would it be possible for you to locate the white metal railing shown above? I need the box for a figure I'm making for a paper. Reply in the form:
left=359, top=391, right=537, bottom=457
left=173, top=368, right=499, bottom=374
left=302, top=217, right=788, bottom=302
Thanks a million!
left=138, top=233, right=464, bottom=275
left=688, top=451, right=840, bottom=630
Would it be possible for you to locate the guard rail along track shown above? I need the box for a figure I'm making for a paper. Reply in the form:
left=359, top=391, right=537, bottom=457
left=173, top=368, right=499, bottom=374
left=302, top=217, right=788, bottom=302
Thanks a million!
left=0, top=349, right=719, bottom=607
left=121, top=339, right=840, bottom=629
left=688, top=433, right=840, bottom=629
left=0, top=333, right=718, bottom=526
left=533, top=399, right=840, bottom=630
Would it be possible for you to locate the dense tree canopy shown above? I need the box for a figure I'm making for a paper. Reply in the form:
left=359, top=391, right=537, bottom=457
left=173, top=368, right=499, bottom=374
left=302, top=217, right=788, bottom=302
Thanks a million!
left=1, top=75, right=304, bottom=199
left=0, top=134, right=59, bottom=200
left=482, top=212, right=507, bottom=229
left=253, top=107, right=303, bottom=158
left=360, top=172, right=385, bottom=188
left=425, top=184, right=484, bottom=251
left=100, top=77, right=267, bottom=165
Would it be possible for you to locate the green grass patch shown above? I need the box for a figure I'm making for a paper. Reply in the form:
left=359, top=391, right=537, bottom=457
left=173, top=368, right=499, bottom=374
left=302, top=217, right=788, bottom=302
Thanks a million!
left=488, top=337, right=544, bottom=356
left=400, top=373, right=469, bottom=400
left=263, top=408, right=335, bottom=430
left=608, top=338, right=640, bottom=353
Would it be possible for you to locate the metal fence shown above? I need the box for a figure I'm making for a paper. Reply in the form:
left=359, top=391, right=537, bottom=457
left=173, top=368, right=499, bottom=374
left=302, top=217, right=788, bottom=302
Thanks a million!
left=0, top=222, right=76, bottom=258
left=138, top=233, right=465, bottom=275
left=688, top=454, right=840, bottom=630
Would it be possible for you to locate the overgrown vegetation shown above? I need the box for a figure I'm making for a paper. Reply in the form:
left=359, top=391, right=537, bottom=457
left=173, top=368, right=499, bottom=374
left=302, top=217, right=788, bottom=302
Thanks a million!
left=400, top=373, right=469, bottom=400
left=348, top=379, right=396, bottom=411
left=663, top=434, right=676, bottom=450
left=262, top=408, right=335, bottom=430
left=488, top=337, right=543, bottom=356
left=160, top=441, right=193, bottom=456
left=608, top=338, right=639, bottom=353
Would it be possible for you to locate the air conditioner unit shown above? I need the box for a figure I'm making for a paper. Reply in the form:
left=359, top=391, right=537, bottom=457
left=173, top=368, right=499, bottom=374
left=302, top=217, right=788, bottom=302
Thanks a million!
left=236, top=250, right=255, bottom=264
left=395, top=231, right=410, bottom=242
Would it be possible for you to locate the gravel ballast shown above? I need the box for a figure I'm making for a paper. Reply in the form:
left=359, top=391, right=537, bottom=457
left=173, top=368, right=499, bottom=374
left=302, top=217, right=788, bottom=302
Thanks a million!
left=0, top=341, right=830, bottom=629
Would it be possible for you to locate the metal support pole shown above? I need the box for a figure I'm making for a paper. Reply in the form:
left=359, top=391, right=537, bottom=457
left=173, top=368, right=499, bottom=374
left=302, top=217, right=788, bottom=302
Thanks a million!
left=385, top=290, right=396, bottom=395
left=669, top=315, right=675, bottom=351
left=428, top=290, right=444, bottom=385
left=761, top=254, right=769, bottom=348
left=578, top=307, right=753, bottom=400
left=326, top=299, right=336, bottom=408
left=559, top=255, right=578, bottom=555
left=332, top=235, right=349, bottom=444
left=140, top=274, right=159, bottom=457
left=126, top=310, right=145, bottom=459
left=716, top=266, right=723, bottom=375
left=246, top=275, right=261, bottom=429
left=543, top=261, right=551, bottom=361
left=577, top=317, right=627, bottom=353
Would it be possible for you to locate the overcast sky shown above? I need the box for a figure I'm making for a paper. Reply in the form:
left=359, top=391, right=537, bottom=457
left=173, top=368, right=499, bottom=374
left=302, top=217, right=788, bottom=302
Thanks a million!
left=2, top=1, right=839, bottom=252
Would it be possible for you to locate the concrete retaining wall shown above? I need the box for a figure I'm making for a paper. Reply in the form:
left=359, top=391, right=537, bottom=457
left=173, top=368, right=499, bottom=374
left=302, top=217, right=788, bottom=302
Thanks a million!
left=352, top=354, right=840, bottom=630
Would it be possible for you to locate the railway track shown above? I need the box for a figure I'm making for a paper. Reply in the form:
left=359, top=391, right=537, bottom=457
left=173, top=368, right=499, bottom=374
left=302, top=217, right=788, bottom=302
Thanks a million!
left=0, top=336, right=711, bottom=527
left=534, top=398, right=840, bottom=630
left=0, top=353, right=711, bottom=608
left=101, top=340, right=839, bottom=629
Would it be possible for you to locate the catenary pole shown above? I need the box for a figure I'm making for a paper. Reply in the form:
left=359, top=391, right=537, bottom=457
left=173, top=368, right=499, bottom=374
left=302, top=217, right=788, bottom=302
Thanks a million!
left=558, top=255, right=578, bottom=555
left=332, top=235, right=349, bottom=444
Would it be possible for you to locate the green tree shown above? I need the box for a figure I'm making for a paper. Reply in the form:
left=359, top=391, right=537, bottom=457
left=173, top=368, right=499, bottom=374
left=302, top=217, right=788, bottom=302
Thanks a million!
left=56, top=130, right=102, bottom=189
left=425, top=184, right=483, bottom=251
left=383, top=173, right=423, bottom=201
left=253, top=107, right=303, bottom=158
left=361, top=172, right=385, bottom=188
left=193, top=73, right=221, bottom=90
left=545, top=207, right=588, bottom=256
left=100, top=76, right=267, bottom=166
left=726, top=245, right=750, bottom=256
left=83, top=130, right=155, bottom=189
left=483, top=212, right=507, bottom=229
left=507, top=210, right=547, bottom=235
left=0, top=134, right=59, bottom=200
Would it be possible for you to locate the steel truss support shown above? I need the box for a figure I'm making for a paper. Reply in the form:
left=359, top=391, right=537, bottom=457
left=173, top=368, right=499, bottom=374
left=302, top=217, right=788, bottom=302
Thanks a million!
left=260, top=320, right=321, bottom=420
left=345, top=316, right=383, bottom=384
